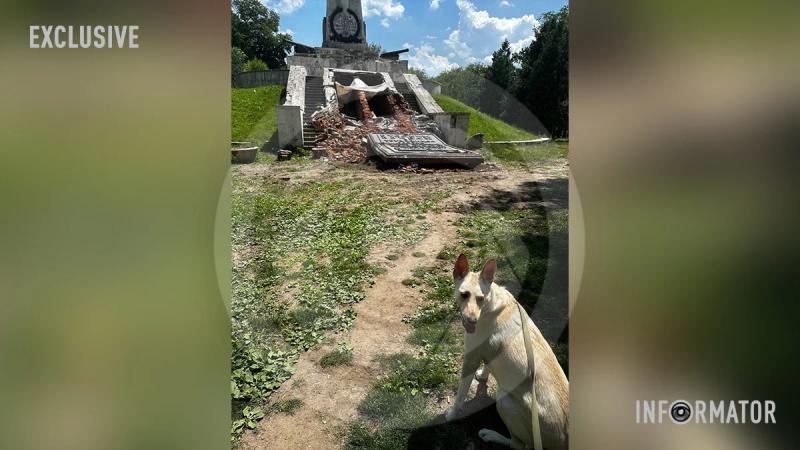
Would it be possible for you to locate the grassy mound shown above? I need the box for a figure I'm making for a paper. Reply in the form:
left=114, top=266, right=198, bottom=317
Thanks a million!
left=434, top=95, right=538, bottom=142
left=231, top=85, right=283, bottom=144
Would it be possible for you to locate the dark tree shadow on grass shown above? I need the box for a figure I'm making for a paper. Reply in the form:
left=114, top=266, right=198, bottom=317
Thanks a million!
left=406, top=381, right=510, bottom=450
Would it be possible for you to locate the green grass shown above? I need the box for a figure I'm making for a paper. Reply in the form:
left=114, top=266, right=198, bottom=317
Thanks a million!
left=320, top=341, right=354, bottom=368
left=485, top=140, right=569, bottom=165
left=434, top=94, right=538, bottom=142
left=269, top=398, right=304, bottom=416
left=232, top=85, right=283, bottom=144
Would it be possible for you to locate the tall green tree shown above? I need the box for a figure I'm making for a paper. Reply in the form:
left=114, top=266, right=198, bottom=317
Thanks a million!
left=434, top=64, right=488, bottom=109
left=232, top=0, right=292, bottom=69
left=481, top=39, right=515, bottom=118
left=513, top=6, right=569, bottom=138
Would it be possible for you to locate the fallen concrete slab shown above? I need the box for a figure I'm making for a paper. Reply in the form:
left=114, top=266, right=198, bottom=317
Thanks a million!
left=366, top=133, right=483, bottom=168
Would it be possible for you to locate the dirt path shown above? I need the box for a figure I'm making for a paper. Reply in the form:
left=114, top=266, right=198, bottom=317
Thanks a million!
left=238, top=161, right=569, bottom=450
left=240, top=211, right=458, bottom=450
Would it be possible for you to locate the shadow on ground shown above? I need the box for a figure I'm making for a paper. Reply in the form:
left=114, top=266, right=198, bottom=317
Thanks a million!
left=407, top=381, right=510, bottom=450
left=260, top=131, right=280, bottom=154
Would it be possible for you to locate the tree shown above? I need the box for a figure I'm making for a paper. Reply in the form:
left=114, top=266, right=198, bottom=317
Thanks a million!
left=513, top=6, right=569, bottom=138
left=232, top=47, right=248, bottom=79
left=434, top=64, right=488, bottom=109
left=407, top=68, right=430, bottom=80
left=232, top=0, right=292, bottom=69
left=366, top=43, right=383, bottom=59
left=481, top=39, right=515, bottom=118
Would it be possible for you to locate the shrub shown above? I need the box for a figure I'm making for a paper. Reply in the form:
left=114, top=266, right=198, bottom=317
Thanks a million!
left=244, top=58, right=268, bottom=72
left=232, top=47, right=248, bottom=78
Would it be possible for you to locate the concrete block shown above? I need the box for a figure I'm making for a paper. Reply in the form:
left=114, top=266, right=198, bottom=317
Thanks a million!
left=277, top=105, right=303, bottom=148
left=276, top=65, right=307, bottom=149
left=431, top=112, right=470, bottom=148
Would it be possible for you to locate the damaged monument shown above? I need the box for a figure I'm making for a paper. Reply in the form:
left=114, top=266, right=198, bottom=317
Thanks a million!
left=276, top=0, right=482, bottom=168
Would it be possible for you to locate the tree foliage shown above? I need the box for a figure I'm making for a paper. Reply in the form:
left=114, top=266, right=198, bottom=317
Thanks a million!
left=366, top=43, right=384, bottom=59
left=244, top=59, right=269, bottom=72
left=487, top=40, right=515, bottom=91
left=232, top=0, right=292, bottom=69
left=407, top=68, right=430, bottom=81
left=513, top=6, right=569, bottom=138
left=434, top=64, right=488, bottom=110
left=432, top=7, right=569, bottom=138
left=232, top=47, right=248, bottom=78
left=481, top=39, right=515, bottom=119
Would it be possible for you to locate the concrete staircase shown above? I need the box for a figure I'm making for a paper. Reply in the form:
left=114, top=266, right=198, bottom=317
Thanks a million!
left=302, top=76, right=325, bottom=148
left=396, top=83, right=421, bottom=113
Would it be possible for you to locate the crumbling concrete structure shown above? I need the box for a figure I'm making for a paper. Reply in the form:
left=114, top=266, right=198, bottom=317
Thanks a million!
left=276, top=0, right=481, bottom=168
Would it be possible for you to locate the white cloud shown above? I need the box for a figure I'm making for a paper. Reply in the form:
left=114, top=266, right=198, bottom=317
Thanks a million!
left=444, top=0, right=538, bottom=64
left=408, top=42, right=459, bottom=76
left=381, top=18, right=390, bottom=28
left=508, top=35, right=533, bottom=54
left=425, top=34, right=437, bottom=40
left=444, top=30, right=471, bottom=59
left=456, top=0, right=537, bottom=34
left=283, top=28, right=294, bottom=36
left=430, top=0, right=442, bottom=10
left=500, top=0, right=512, bottom=7
left=264, top=0, right=305, bottom=14
left=362, top=0, right=405, bottom=18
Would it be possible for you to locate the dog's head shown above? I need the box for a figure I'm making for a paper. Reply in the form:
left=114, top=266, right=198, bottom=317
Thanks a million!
left=452, top=253, right=496, bottom=334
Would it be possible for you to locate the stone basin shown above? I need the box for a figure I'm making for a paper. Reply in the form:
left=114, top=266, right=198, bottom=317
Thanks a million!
left=231, top=146, right=258, bottom=164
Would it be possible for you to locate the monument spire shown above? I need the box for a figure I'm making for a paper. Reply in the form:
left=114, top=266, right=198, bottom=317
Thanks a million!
left=323, top=0, right=367, bottom=49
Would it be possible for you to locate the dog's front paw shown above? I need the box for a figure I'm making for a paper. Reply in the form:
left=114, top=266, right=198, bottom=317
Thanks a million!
left=478, top=429, right=506, bottom=444
left=444, top=405, right=460, bottom=421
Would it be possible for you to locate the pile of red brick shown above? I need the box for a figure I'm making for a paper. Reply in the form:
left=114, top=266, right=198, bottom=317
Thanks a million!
left=311, top=94, right=419, bottom=163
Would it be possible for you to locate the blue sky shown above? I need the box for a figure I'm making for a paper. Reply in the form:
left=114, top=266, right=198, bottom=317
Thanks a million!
left=265, top=0, right=567, bottom=75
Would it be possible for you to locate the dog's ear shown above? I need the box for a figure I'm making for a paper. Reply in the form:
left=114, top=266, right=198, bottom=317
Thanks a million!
left=480, top=259, right=497, bottom=284
left=453, top=253, right=469, bottom=280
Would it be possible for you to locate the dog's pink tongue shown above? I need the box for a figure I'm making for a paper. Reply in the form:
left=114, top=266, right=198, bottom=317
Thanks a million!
left=464, top=321, right=476, bottom=334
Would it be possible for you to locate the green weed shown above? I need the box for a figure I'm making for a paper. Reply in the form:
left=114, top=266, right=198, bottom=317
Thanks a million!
left=320, top=341, right=354, bottom=368
left=269, top=398, right=304, bottom=416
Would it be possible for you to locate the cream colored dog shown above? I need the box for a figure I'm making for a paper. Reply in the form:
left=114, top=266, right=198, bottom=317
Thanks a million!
left=444, top=254, right=569, bottom=449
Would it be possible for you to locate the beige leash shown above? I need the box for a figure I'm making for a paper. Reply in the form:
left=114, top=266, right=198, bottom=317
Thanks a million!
left=517, top=302, right=543, bottom=450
